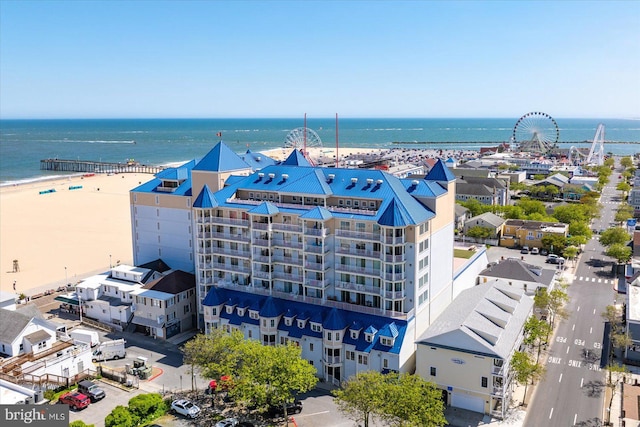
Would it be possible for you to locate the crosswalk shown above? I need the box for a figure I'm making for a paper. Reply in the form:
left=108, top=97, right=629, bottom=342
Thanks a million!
left=575, top=276, right=613, bottom=284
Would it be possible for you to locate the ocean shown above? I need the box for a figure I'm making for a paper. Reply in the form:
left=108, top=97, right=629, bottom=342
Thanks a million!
left=1, top=118, right=639, bottom=185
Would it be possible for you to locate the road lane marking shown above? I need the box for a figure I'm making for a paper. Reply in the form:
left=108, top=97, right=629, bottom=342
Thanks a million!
left=590, top=327, right=593, bottom=334
left=578, top=306, right=581, bottom=311
left=574, top=414, right=578, bottom=425
left=580, top=378, right=584, bottom=388
left=566, top=347, right=570, bottom=354
left=593, top=309, right=596, bottom=314
left=559, top=373, right=563, bottom=382
left=598, top=279, right=602, bottom=283
left=549, top=408, right=554, bottom=419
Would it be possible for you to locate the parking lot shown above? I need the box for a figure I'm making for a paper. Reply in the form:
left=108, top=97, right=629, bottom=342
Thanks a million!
left=486, top=245, right=568, bottom=272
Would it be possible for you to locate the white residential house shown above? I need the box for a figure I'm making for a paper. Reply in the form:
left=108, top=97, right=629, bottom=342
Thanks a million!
left=416, top=281, right=533, bottom=419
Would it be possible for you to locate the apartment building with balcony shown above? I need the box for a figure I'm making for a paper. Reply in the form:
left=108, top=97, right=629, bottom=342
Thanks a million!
left=416, top=281, right=533, bottom=419
left=131, top=141, right=462, bottom=382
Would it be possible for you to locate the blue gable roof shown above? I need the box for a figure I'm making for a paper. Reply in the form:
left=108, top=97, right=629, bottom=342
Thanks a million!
left=242, top=150, right=277, bottom=170
left=378, top=198, right=410, bottom=227
left=299, top=206, right=333, bottom=220
left=193, top=185, right=218, bottom=208
left=249, top=201, right=279, bottom=215
left=425, top=159, right=456, bottom=182
left=323, top=308, right=347, bottom=330
left=281, top=149, right=312, bottom=167
left=193, top=141, right=251, bottom=172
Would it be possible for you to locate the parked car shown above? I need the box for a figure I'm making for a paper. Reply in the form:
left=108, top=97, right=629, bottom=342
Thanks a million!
left=520, top=246, right=530, bottom=254
left=268, top=400, right=303, bottom=417
left=546, top=254, right=565, bottom=264
left=59, top=391, right=90, bottom=410
left=171, top=399, right=201, bottom=419
left=540, top=248, right=548, bottom=256
left=77, top=380, right=106, bottom=402
left=215, top=418, right=238, bottom=427
left=531, top=247, right=539, bottom=255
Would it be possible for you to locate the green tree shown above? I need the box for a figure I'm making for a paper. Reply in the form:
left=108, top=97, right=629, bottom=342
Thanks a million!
left=599, top=227, right=631, bottom=247
left=382, top=373, right=447, bottom=427
left=615, top=204, right=635, bottom=224
left=105, top=406, right=136, bottom=427
left=563, top=246, right=579, bottom=265
left=128, top=393, right=167, bottom=424
left=568, top=221, right=592, bottom=240
left=606, top=243, right=632, bottom=264
left=511, top=351, right=544, bottom=405
left=458, top=199, right=489, bottom=217
left=545, top=185, right=559, bottom=200
left=553, top=205, right=586, bottom=224
left=620, top=156, right=634, bottom=169
left=515, top=198, right=547, bottom=216
left=602, top=305, right=632, bottom=360
left=535, top=282, right=570, bottom=328
left=523, top=316, right=552, bottom=363
left=616, top=181, right=631, bottom=198
left=541, top=234, right=567, bottom=254
left=70, top=422, right=95, bottom=427
left=333, top=371, right=386, bottom=427
left=466, top=226, right=494, bottom=239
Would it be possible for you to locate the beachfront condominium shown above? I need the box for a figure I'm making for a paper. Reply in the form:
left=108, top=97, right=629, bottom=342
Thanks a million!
left=130, top=142, right=458, bottom=380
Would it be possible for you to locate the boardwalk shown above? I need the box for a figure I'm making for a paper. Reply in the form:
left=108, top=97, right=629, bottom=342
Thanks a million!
left=40, top=159, right=165, bottom=174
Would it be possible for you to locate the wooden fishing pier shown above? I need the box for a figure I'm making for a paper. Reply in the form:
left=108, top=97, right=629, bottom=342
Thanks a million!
left=40, top=159, right=165, bottom=174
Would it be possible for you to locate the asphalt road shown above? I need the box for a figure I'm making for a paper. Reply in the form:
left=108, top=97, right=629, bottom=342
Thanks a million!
left=525, top=169, right=624, bottom=427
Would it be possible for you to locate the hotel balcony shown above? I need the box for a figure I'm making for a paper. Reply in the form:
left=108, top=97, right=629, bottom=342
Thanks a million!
left=252, top=254, right=271, bottom=263
left=200, top=277, right=214, bottom=285
left=304, top=227, right=329, bottom=237
left=323, top=355, right=342, bottom=366
left=492, top=386, right=505, bottom=397
left=222, top=248, right=251, bottom=259
left=252, top=238, right=271, bottom=247
left=384, top=290, right=405, bottom=299
left=198, top=231, right=212, bottom=239
left=197, top=247, right=216, bottom=254
left=383, top=236, right=406, bottom=245
left=335, top=229, right=379, bottom=242
left=383, top=272, right=405, bottom=281
left=305, top=244, right=329, bottom=254
left=206, top=217, right=250, bottom=227
left=335, top=247, right=381, bottom=259
left=213, top=262, right=251, bottom=273
left=335, top=264, right=380, bottom=277
left=492, top=364, right=505, bottom=376
left=272, top=223, right=303, bottom=233
left=336, top=281, right=382, bottom=295
left=306, top=278, right=330, bottom=289
left=251, top=222, right=271, bottom=231
left=384, top=254, right=406, bottom=263
left=272, top=271, right=304, bottom=282
left=211, top=231, right=250, bottom=242
left=253, top=271, right=272, bottom=280
left=305, top=261, right=329, bottom=271
left=272, top=239, right=303, bottom=249
left=272, top=255, right=303, bottom=265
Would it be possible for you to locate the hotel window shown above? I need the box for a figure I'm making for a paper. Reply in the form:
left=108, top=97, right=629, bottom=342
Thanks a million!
left=270, top=319, right=276, bottom=327
left=354, top=200, right=359, bottom=207
left=351, top=330, right=359, bottom=339
left=311, top=323, right=322, bottom=333
left=248, top=330, right=252, bottom=339
left=285, top=318, right=292, bottom=326
left=365, top=333, right=373, bottom=343
left=346, top=200, right=351, bottom=206
left=358, top=354, right=368, bottom=365
left=249, top=310, right=259, bottom=320
left=481, top=377, right=488, bottom=388
left=326, top=332, right=332, bottom=341
left=346, top=351, right=355, bottom=361
left=310, top=343, right=314, bottom=351
left=370, top=201, right=375, bottom=208
left=339, top=199, right=344, bottom=205
left=430, top=367, right=436, bottom=376
left=155, top=195, right=159, bottom=205
left=383, top=358, right=388, bottom=369
left=297, top=320, right=305, bottom=328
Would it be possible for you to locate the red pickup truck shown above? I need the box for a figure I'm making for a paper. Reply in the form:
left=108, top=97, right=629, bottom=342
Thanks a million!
left=59, top=391, right=90, bottom=410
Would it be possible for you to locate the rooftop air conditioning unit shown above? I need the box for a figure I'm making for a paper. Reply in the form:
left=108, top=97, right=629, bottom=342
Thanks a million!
left=282, top=174, right=289, bottom=180
left=268, top=173, right=275, bottom=179
left=376, top=179, right=383, bottom=185
left=327, top=174, right=335, bottom=182
left=258, top=172, right=264, bottom=178
left=257, top=156, right=262, bottom=161
left=351, top=178, right=358, bottom=184
left=412, top=180, right=419, bottom=186
left=366, top=178, right=374, bottom=184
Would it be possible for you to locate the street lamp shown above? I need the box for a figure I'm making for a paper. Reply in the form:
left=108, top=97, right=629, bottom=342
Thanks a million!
left=64, top=266, right=68, bottom=286
left=109, top=254, right=112, bottom=269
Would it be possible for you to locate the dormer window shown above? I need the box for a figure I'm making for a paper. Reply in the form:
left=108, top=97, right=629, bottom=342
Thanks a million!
left=226, top=306, right=234, bottom=314
left=365, top=333, right=374, bottom=343
left=285, top=318, right=293, bottom=327
left=381, top=337, right=394, bottom=347
left=249, top=310, right=259, bottom=320
left=350, top=330, right=359, bottom=340
left=237, top=308, right=245, bottom=317
left=297, top=319, right=306, bottom=329
left=311, top=323, right=322, bottom=333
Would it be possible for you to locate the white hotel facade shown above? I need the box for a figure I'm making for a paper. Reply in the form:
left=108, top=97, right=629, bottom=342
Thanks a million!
left=130, top=142, right=464, bottom=382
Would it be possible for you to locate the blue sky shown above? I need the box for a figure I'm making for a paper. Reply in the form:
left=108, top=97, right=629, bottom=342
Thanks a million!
left=1, top=1, right=639, bottom=119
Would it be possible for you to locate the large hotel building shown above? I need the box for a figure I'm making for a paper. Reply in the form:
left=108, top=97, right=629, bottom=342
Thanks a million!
left=130, top=142, right=459, bottom=383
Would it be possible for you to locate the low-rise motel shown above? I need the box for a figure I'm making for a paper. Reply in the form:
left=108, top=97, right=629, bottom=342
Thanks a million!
left=130, top=141, right=473, bottom=383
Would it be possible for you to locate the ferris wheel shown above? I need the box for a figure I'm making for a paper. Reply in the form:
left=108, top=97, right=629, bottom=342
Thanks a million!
left=512, top=112, right=559, bottom=153
left=284, top=127, right=323, bottom=151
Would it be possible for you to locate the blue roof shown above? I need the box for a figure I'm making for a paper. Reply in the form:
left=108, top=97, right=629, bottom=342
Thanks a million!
left=378, top=198, right=410, bottom=227
left=299, top=206, right=333, bottom=220
left=281, top=149, right=312, bottom=167
left=425, top=159, right=456, bottom=182
left=323, top=308, right=347, bottom=330
left=193, top=141, right=251, bottom=172
left=202, top=287, right=407, bottom=354
left=259, top=297, right=281, bottom=317
left=242, top=150, right=277, bottom=170
left=131, top=160, right=195, bottom=196
left=248, top=201, right=279, bottom=215
left=193, top=185, right=218, bottom=208
left=225, top=175, right=248, bottom=186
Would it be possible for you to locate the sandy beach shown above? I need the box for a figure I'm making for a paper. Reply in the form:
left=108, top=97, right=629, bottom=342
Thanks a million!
left=1, top=146, right=445, bottom=297
left=0, top=173, right=154, bottom=297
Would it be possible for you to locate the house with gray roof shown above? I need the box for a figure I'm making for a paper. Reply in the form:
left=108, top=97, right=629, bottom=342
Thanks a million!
left=463, top=212, right=506, bottom=239
left=416, top=281, right=533, bottom=419
left=0, top=305, right=57, bottom=357
left=477, top=258, right=556, bottom=295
